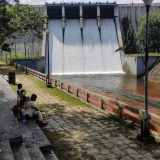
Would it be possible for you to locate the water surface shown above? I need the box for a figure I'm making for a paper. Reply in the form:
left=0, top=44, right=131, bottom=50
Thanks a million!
left=53, top=74, right=160, bottom=109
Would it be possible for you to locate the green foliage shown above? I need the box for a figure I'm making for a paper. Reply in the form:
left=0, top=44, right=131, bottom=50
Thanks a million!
left=137, top=12, right=160, bottom=53
left=0, top=53, right=38, bottom=62
left=1, top=43, right=11, bottom=52
left=0, top=65, right=86, bottom=107
left=123, top=30, right=135, bottom=54
left=115, top=30, right=135, bottom=54
left=13, top=4, right=46, bottom=38
left=0, top=1, right=14, bottom=46
left=28, top=75, right=86, bottom=106
left=0, top=1, right=47, bottom=48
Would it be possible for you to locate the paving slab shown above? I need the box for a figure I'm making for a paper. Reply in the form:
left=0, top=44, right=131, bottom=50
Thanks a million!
left=28, top=147, right=46, bottom=160
left=0, top=140, right=14, bottom=160
left=11, top=143, right=31, bottom=160
left=18, top=120, right=51, bottom=152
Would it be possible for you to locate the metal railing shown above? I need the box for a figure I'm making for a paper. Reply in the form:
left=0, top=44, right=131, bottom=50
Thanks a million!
left=14, top=63, right=160, bottom=134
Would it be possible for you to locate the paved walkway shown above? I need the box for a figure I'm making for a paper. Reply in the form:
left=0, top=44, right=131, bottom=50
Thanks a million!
left=11, top=71, right=160, bottom=160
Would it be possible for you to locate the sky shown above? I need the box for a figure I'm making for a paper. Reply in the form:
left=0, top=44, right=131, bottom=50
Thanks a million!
left=19, top=0, right=160, bottom=5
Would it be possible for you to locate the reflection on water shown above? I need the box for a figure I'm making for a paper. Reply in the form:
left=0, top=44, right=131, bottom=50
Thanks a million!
left=53, top=74, right=160, bottom=109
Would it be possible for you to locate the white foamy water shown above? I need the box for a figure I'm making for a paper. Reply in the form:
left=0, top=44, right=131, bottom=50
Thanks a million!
left=48, top=20, right=63, bottom=74
left=101, top=19, right=123, bottom=73
left=63, top=20, right=83, bottom=73
left=83, top=19, right=104, bottom=73
left=47, top=19, right=123, bottom=75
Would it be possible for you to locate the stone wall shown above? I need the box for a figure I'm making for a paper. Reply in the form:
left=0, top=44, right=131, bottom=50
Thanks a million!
left=118, top=3, right=160, bottom=52
left=15, top=58, right=45, bottom=73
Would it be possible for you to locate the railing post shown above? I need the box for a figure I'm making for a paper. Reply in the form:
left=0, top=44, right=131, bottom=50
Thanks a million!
left=118, top=106, right=123, bottom=119
left=76, top=89, right=79, bottom=97
left=60, top=82, right=63, bottom=89
left=86, top=92, right=89, bottom=102
left=54, top=80, right=57, bottom=86
left=99, top=97, right=104, bottom=110
left=67, top=85, right=70, bottom=93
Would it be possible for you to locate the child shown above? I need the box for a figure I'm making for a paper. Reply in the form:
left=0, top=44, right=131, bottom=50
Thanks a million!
left=17, top=89, right=30, bottom=120
left=22, top=94, right=47, bottom=126
left=13, top=89, right=29, bottom=120
left=17, top=83, right=23, bottom=98
left=17, top=83, right=23, bottom=106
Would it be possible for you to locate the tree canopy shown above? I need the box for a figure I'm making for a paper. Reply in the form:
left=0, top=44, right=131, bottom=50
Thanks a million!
left=0, top=0, right=47, bottom=49
left=137, top=12, right=160, bottom=53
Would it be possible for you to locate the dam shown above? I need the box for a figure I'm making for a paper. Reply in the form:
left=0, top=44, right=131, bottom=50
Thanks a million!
left=44, top=2, right=160, bottom=116
left=46, top=2, right=123, bottom=75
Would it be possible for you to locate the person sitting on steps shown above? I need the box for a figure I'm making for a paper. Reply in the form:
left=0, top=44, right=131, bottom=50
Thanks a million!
left=20, top=90, right=30, bottom=107
left=12, top=85, right=25, bottom=118
left=22, top=94, right=47, bottom=126
left=16, top=89, right=30, bottom=120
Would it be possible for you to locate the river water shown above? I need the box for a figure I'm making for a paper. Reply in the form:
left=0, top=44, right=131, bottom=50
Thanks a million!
left=53, top=74, right=160, bottom=109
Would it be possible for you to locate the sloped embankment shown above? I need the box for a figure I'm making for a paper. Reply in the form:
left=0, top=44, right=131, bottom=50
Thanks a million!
left=149, top=59, right=160, bottom=82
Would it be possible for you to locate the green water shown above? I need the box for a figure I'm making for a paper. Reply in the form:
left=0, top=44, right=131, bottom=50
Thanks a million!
left=53, top=74, right=160, bottom=109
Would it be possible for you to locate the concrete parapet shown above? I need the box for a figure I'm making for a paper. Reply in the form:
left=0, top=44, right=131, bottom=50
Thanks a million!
left=121, top=55, right=160, bottom=77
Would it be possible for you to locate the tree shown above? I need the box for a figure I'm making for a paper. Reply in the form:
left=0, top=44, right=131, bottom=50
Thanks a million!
left=137, top=12, right=160, bottom=53
left=0, top=1, right=47, bottom=49
left=115, top=30, right=135, bottom=54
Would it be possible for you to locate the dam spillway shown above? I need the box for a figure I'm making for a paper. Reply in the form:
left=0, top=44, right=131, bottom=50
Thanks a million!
left=46, top=3, right=123, bottom=75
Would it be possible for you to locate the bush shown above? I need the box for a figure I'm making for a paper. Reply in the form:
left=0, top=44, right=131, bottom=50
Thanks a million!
left=137, top=12, right=160, bottom=53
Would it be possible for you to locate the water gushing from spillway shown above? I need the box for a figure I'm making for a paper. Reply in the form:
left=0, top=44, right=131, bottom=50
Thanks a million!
left=47, top=19, right=123, bottom=75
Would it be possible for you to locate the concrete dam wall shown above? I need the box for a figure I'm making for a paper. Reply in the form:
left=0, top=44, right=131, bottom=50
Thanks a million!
left=118, top=3, right=160, bottom=50
left=45, top=3, right=124, bottom=75
left=9, top=3, right=160, bottom=57
left=9, top=3, right=160, bottom=76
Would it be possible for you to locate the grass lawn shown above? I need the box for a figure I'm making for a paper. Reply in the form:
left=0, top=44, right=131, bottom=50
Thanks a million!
left=0, top=53, right=40, bottom=63
left=125, top=53, right=160, bottom=57
left=0, top=65, right=86, bottom=107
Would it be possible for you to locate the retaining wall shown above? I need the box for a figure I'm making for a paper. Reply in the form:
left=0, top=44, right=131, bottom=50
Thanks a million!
left=121, top=55, right=160, bottom=77
left=15, top=58, right=45, bottom=73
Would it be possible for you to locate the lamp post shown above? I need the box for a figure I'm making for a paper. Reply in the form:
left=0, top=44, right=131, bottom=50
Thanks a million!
left=24, top=39, right=28, bottom=75
left=15, top=44, right=18, bottom=69
left=9, top=43, right=14, bottom=66
left=9, top=47, right=11, bottom=63
left=46, top=29, right=52, bottom=88
left=137, top=0, right=153, bottom=140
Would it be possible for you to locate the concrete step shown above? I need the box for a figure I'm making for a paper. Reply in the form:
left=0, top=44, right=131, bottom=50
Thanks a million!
left=0, top=112, right=22, bottom=144
left=0, top=91, right=22, bottom=144
left=28, top=147, right=46, bottom=160
left=11, top=143, right=31, bottom=160
left=18, top=120, right=51, bottom=152
left=0, top=76, right=17, bottom=108
left=0, top=91, right=10, bottom=113
left=0, top=140, right=14, bottom=160
left=42, top=150, right=59, bottom=160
